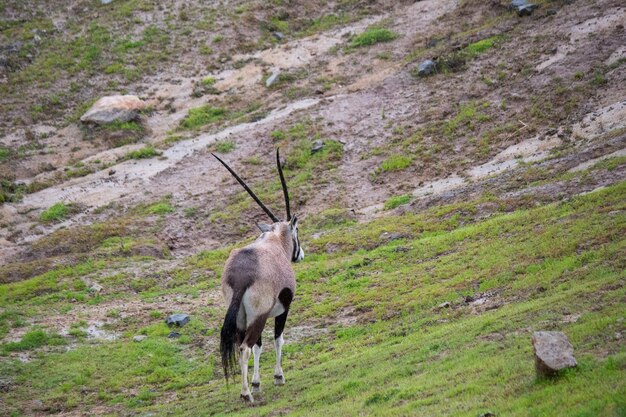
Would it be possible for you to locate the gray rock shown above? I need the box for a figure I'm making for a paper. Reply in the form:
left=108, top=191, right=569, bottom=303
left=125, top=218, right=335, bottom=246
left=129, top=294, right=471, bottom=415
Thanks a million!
left=265, top=71, right=280, bottom=88
left=165, top=313, right=190, bottom=327
left=511, top=0, right=538, bottom=16
left=417, top=59, right=437, bottom=77
left=311, top=140, right=324, bottom=154
left=133, top=335, right=147, bottom=342
left=167, top=331, right=181, bottom=339
left=80, top=95, right=146, bottom=125
left=272, top=31, right=285, bottom=40
left=88, top=283, right=103, bottom=293
left=437, top=301, right=451, bottom=309
left=101, top=0, right=113, bottom=4
left=7, top=42, right=23, bottom=54
left=532, top=331, right=577, bottom=377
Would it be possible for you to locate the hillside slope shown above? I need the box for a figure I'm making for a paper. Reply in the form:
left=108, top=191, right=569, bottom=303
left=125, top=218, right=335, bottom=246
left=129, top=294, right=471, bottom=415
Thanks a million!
left=0, top=0, right=625, bottom=416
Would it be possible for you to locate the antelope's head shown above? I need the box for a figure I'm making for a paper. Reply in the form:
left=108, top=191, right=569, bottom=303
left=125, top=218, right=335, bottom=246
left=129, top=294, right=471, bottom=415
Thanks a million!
left=212, top=149, right=304, bottom=263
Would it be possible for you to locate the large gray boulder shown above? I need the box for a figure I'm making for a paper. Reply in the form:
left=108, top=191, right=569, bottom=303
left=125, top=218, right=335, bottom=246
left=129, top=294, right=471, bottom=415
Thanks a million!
left=80, top=95, right=145, bottom=125
left=532, top=331, right=577, bottom=377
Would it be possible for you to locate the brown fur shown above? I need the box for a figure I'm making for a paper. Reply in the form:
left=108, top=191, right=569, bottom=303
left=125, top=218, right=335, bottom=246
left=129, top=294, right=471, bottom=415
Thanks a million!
left=222, top=222, right=296, bottom=339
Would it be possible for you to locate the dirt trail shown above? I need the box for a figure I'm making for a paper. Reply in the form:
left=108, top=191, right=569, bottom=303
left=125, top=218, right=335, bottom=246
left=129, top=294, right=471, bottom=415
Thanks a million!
left=2, top=0, right=626, bottom=261
left=1, top=0, right=458, bottom=253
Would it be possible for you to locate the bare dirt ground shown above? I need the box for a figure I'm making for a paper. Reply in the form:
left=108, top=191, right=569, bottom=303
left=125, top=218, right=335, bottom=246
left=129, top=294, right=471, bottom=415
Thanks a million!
left=1, top=0, right=625, bottom=359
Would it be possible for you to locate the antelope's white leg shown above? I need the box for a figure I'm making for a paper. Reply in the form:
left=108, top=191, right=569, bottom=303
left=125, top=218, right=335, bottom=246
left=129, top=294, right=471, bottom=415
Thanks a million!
left=274, top=334, right=285, bottom=385
left=251, top=344, right=262, bottom=393
left=240, top=346, right=253, bottom=402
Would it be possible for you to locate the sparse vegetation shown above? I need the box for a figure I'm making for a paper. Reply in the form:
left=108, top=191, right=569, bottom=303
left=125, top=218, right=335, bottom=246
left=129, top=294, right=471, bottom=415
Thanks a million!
left=125, top=145, right=161, bottom=160
left=383, top=194, right=411, bottom=210
left=350, top=28, right=398, bottom=47
left=378, top=155, right=413, bottom=173
left=144, top=202, right=174, bottom=215
left=211, top=140, right=236, bottom=153
left=179, top=106, right=227, bottom=130
left=1, top=329, right=66, bottom=353
left=40, top=202, right=74, bottom=222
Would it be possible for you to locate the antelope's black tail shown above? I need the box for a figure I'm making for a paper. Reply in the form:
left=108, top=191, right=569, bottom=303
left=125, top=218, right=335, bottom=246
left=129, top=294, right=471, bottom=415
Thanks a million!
left=220, top=290, right=244, bottom=381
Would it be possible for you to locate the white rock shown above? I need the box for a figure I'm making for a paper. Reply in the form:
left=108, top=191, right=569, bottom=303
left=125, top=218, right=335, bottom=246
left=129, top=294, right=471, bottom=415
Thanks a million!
left=80, top=95, right=146, bottom=125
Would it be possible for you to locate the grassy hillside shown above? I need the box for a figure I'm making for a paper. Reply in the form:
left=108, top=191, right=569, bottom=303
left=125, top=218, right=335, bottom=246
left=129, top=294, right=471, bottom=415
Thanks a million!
left=1, top=0, right=625, bottom=415
left=1, top=179, right=624, bottom=416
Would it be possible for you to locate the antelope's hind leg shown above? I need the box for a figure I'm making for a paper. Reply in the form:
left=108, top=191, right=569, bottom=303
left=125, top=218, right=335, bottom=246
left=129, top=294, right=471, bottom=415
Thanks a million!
left=274, top=288, right=293, bottom=386
left=251, top=335, right=262, bottom=393
left=240, top=314, right=269, bottom=403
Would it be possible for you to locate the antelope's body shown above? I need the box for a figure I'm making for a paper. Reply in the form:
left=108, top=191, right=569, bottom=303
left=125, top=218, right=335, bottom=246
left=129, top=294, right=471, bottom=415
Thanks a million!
left=214, top=150, right=303, bottom=403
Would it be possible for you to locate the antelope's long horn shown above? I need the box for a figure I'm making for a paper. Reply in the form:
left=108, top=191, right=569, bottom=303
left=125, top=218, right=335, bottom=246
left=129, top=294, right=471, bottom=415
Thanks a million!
left=212, top=153, right=280, bottom=223
left=276, top=148, right=291, bottom=221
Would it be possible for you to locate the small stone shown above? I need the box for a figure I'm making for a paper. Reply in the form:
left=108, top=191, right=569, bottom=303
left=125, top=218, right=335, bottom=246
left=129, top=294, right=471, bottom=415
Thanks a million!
left=88, top=283, right=103, bottom=293
left=80, top=95, right=145, bottom=125
left=379, top=232, right=405, bottom=241
left=417, top=59, right=437, bottom=77
left=311, top=140, right=324, bottom=154
left=479, top=413, right=496, bottom=417
left=532, top=331, right=577, bottom=377
left=133, top=335, right=147, bottom=342
left=165, top=313, right=190, bottom=327
left=272, top=31, right=285, bottom=40
left=265, top=71, right=280, bottom=88
left=168, top=331, right=181, bottom=339
left=108, top=169, right=116, bottom=176
left=437, top=301, right=451, bottom=309
left=101, top=0, right=113, bottom=4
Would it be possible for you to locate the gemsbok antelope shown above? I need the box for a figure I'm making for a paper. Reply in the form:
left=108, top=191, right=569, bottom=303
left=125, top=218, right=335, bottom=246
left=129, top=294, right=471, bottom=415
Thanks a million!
left=213, top=149, right=304, bottom=403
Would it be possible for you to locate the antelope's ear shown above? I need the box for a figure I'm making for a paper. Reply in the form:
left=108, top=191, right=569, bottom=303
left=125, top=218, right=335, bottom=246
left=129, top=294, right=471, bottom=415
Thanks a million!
left=257, top=223, right=272, bottom=233
left=289, top=215, right=298, bottom=229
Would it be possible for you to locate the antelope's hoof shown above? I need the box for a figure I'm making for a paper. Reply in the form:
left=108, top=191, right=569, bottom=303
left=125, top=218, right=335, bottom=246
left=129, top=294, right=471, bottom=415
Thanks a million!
left=240, top=393, right=254, bottom=403
left=251, top=382, right=261, bottom=393
left=274, top=375, right=285, bottom=386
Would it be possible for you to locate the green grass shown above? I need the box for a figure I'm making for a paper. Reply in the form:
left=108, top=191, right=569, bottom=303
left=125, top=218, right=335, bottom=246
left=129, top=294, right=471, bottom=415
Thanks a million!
left=105, top=120, right=143, bottom=132
left=1, top=329, right=66, bottom=353
left=201, top=76, right=216, bottom=86
left=383, top=194, right=411, bottom=210
left=464, top=36, right=500, bottom=57
left=211, top=140, right=236, bottom=153
left=350, top=28, right=398, bottom=48
left=1, top=178, right=625, bottom=416
left=144, top=202, right=174, bottom=215
left=40, top=202, right=73, bottom=222
left=378, top=155, right=413, bottom=173
left=179, top=106, right=227, bottom=130
left=0, top=147, right=10, bottom=160
left=125, top=145, right=161, bottom=160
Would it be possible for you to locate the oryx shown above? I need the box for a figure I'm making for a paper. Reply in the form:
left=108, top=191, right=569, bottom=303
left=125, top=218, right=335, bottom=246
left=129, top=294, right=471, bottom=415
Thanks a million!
left=213, top=149, right=304, bottom=403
